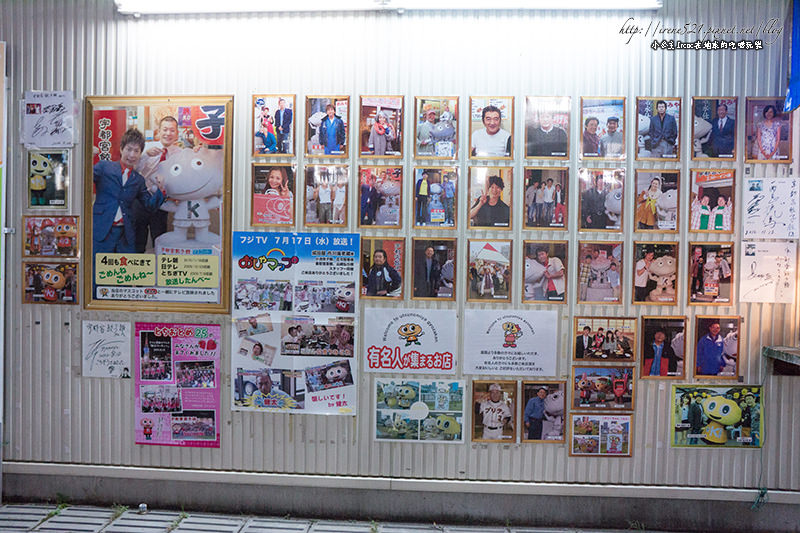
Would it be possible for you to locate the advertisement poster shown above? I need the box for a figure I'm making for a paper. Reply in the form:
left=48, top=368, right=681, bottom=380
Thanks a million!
left=740, top=241, right=797, bottom=303
left=363, top=308, right=457, bottom=374
left=82, top=320, right=131, bottom=378
left=670, top=385, right=763, bottom=448
left=22, top=90, right=75, bottom=148
left=462, top=310, right=557, bottom=376
left=375, top=379, right=464, bottom=442
left=570, top=414, right=632, bottom=457
left=135, top=322, right=221, bottom=448
left=742, top=178, right=799, bottom=239
left=232, top=231, right=359, bottom=415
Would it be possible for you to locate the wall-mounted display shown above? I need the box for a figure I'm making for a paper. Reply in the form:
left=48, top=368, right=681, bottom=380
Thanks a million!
left=581, top=97, right=625, bottom=160
left=524, top=96, right=570, bottom=160
left=358, top=165, right=402, bottom=228
left=359, top=95, right=403, bottom=158
left=570, top=413, right=632, bottom=457
left=27, top=149, right=69, bottom=209
left=472, top=380, right=516, bottom=442
left=360, top=237, right=404, bottom=299
left=469, top=96, right=513, bottom=159
left=639, top=316, right=686, bottom=379
left=23, top=261, right=78, bottom=304
left=414, top=96, right=458, bottom=159
left=522, top=240, right=567, bottom=303
left=82, top=320, right=132, bottom=379
left=467, top=239, right=512, bottom=302
left=689, top=169, right=734, bottom=233
left=521, top=381, right=566, bottom=443
left=745, top=97, right=791, bottom=163
left=578, top=168, right=624, bottom=232
left=23, top=215, right=79, bottom=258
left=742, top=177, right=799, bottom=239
left=375, top=379, right=465, bottom=442
left=573, top=316, right=636, bottom=361
left=572, top=366, right=635, bottom=411
left=22, top=90, right=75, bottom=148
left=634, top=170, right=679, bottom=232
left=468, top=166, right=512, bottom=230
left=251, top=164, right=295, bottom=226
left=688, top=242, right=734, bottom=305
left=636, top=97, right=681, bottom=161
left=576, top=241, right=623, bottom=304
left=413, top=166, right=458, bottom=229
left=693, top=315, right=740, bottom=379
left=692, top=97, right=737, bottom=161
left=671, top=385, right=762, bottom=448
left=740, top=241, right=797, bottom=304
left=523, top=167, right=568, bottom=230
left=632, top=241, right=678, bottom=305
left=304, top=165, right=349, bottom=227
left=306, top=95, right=349, bottom=158
left=252, top=94, right=294, bottom=156
left=411, top=238, right=456, bottom=301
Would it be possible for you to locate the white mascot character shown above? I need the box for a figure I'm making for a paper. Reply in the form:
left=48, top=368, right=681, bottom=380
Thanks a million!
left=693, top=116, right=712, bottom=158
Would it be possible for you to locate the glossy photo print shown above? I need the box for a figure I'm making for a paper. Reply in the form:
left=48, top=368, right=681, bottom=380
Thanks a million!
left=469, top=97, right=513, bottom=159
left=523, top=167, right=568, bottom=230
left=413, top=167, right=458, bottom=228
left=693, top=316, right=740, bottom=378
left=745, top=97, right=792, bottom=163
left=634, top=170, right=680, bottom=232
left=689, top=169, right=734, bottom=233
left=576, top=241, right=624, bottom=304
left=632, top=241, right=679, bottom=305
left=252, top=94, right=295, bottom=156
left=415, top=96, right=458, bottom=159
left=578, top=168, right=625, bottom=231
left=522, top=240, right=567, bottom=304
left=521, top=381, right=566, bottom=443
left=692, top=97, right=737, bottom=161
left=251, top=164, right=295, bottom=226
left=360, top=96, right=403, bottom=158
left=358, top=166, right=402, bottom=228
left=581, top=97, right=625, bottom=160
left=524, top=96, right=570, bottom=159
left=688, top=242, right=734, bottom=305
left=636, top=97, right=681, bottom=161
left=27, top=149, right=69, bottom=209
left=467, top=239, right=512, bottom=302
left=472, top=380, right=516, bottom=442
left=411, top=238, right=457, bottom=301
left=670, top=384, right=762, bottom=448
left=573, top=316, right=636, bottom=361
left=306, top=96, right=349, bottom=158
left=361, top=237, right=404, bottom=299
left=468, top=167, right=512, bottom=230
left=304, top=165, right=349, bottom=227
left=640, top=316, right=687, bottom=379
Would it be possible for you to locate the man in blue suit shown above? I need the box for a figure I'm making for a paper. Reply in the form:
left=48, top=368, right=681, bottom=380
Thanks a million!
left=648, top=100, right=678, bottom=158
left=709, top=103, right=735, bottom=157
left=275, top=98, right=293, bottom=154
left=93, top=128, right=165, bottom=255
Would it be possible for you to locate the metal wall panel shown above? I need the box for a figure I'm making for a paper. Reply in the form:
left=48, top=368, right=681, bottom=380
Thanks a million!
left=1, top=0, right=798, bottom=492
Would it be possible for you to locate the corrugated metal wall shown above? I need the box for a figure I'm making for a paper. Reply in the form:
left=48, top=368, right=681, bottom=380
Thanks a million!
left=2, top=0, right=799, bottom=492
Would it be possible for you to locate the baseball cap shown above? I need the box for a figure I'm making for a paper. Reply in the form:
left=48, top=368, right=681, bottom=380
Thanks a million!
left=489, top=383, right=502, bottom=392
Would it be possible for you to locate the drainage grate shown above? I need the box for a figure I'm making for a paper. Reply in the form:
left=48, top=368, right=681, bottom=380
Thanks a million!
left=33, top=506, right=114, bottom=532
left=171, top=513, right=247, bottom=532
left=241, top=517, right=312, bottom=533
left=309, top=522, right=377, bottom=533
left=380, top=525, right=444, bottom=533
left=100, top=509, right=182, bottom=532
left=0, top=504, right=58, bottom=532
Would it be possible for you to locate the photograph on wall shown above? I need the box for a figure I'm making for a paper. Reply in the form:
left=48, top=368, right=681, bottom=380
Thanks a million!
left=252, top=94, right=294, bottom=156
left=692, top=97, right=737, bottom=160
left=523, top=167, right=568, bottom=229
left=521, top=381, right=566, bottom=443
left=745, top=97, right=792, bottom=163
left=472, top=380, right=516, bottom=442
left=570, top=414, right=632, bottom=457
left=375, top=379, right=465, bottom=443
left=468, top=166, right=512, bottom=229
left=232, top=231, right=359, bottom=414
left=689, top=169, right=734, bottom=233
left=688, top=242, right=734, bottom=305
left=573, top=316, right=636, bottom=361
left=572, top=366, right=634, bottom=411
left=364, top=308, right=457, bottom=373
left=27, top=149, right=69, bottom=209
left=740, top=241, right=797, bottom=303
left=304, top=165, right=349, bottom=227
left=358, top=165, right=402, bottom=228
left=305, top=95, right=349, bottom=158
left=524, top=96, right=570, bottom=159
left=671, top=385, right=762, bottom=448
left=693, top=315, right=740, bottom=379
left=82, top=320, right=132, bottom=378
left=360, top=96, right=403, bottom=158
left=251, top=164, right=295, bottom=226
left=636, top=97, right=681, bottom=160
left=469, top=96, right=513, bottom=159
left=634, top=170, right=679, bottom=232
left=467, top=239, right=512, bottom=302
left=576, top=241, right=623, bottom=305
left=742, top=178, right=799, bottom=239
left=411, top=238, right=456, bottom=301
left=23, top=215, right=79, bottom=258
left=23, top=261, right=78, bottom=304
left=522, top=240, right=567, bottom=303
left=581, top=97, right=625, bottom=159
left=632, top=241, right=679, bottom=305
left=135, top=323, right=221, bottom=447
left=361, top=237, right=404, bottom=299
left=578, top=168, right=624, bottom=231
left=414, top=96, right=458, bottom=159
left=84, top=96, right=232, bottom=313
left=413, top=166, right=458, bottom=228
left=640, top=316, right=686, bottom=379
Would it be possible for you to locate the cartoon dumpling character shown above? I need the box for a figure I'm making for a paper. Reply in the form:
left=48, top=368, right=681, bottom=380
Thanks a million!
left=647, top=255, right=677, bottom=302
left=54, top=217, right=77, bottom=256
left=594, top=377, right=612, bottom=404
left=141, top=418, right=154, bottom=440
left=29, top=152, right=54, bottom=205
left=435, top=414, right=461, bottom=440
left=322, top=363, right=350, bottom=388
left=397, top=323, right=423, bottom=346
left=42, top=268, right=66, bottom=302
left=396, top=384, right=417, bottom=408
left=334, top=284, right=355, bottom=313
left=701, top=396, right=742, bottom=445
left=383, top=384, right=398, bottom=408
left=502, top=322, right=523, bottom=348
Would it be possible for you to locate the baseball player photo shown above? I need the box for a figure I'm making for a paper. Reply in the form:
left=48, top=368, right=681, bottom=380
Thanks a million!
left=472, top=380, right=516, bottom=442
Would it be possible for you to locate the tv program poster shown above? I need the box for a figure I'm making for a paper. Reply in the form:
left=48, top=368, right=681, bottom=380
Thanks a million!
left=135, top=323, right=221, bottom=448
left=231, top=231, right=359, bottom=415
left=364, top=308, right=457, bottom=374
left=462, top=310, right=558, bottom=376
left=375, top=379, right=465, bottom=443
left=82, top=320, right=131, bottom=378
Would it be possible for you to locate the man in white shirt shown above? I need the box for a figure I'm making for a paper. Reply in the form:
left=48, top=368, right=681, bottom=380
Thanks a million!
left=634, top=250, right=654, bottom=302
left=471, top=105, right=511, bottom=157
left=541, top=178, right=556, bottom=226
left=479, top=383, right=512, bottom=440
left=537, top=247, right=565, bottom=301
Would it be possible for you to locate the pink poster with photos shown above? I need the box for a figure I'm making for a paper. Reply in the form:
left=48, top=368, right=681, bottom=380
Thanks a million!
left=135, top=322, right=221, bottom=447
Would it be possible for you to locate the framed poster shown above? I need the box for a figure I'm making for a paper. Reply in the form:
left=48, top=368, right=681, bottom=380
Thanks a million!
left=581, top=97, right=625, bottom=160
left=523, top=167, right=568, bottom=230
left=632, top=241, right=679, bottom=305
left=689, top=169, right=734, bottom=233
left=693, top=315, right=740, bottom=379
left=576, top=241, right=623, bottom=305
left=358, top=165, right=402, bottom=228
left=671, top=385, right=762, bottom=448
left=524, top=96, right=570, bottom=160
left=634, top=170, right=679, bottom=232
left=252, top=94, right=294, bottom=156
left=573, top=316, right=636, bottom=361
left=27, top=149, right=69, bottom=209
left=305, top=95, right=349, bottom=158
left=472, top=380, right=516, bottom=442
left=375, top=379, right=465, bottom=442
left=688, top=242, right=734, bottom=305
left=413, top=166, right=458, bottom=229
left=692, top=97, right=737, bottom=161
left=414, top=96, right=458, bottom=159
left=469, top=96, right=513, bottom=159
left=570, top=413, right=632, bottom=457
left=636, top=97, right=681, bottom=161
left=578, top=168, right=625, bottom=231
left=23, top=215, right=79, bottom=258
left=640, top=316, right=687, bottom=379
left=83, top=95, right=232, bottom=313
left=411, top=238, right=456, bottom=301
left=522, top=240, right=567, bottom=304
left=572, top=365, right=635, bottom=411
left=467, top=239, right=512, bottom=302
left=23, top=261, right=78, bottom=305
left=361, top=237, right=404, bottom=300
left=251, top=164, right=295, bottom=227
left=468, top=166, right=512, bottom=230
left=304, top=165, right=349, bottom=227
left=745, top=97, right=792, bottom=163
left=520, top=381, right=566, bottom=443
left=359, top=95, right=403, bottom=158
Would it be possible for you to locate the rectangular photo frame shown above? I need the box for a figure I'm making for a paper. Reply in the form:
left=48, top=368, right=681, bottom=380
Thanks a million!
left=304, top=165, right=349, bottom=227
left=305, top=95, right=349, bottom=158
left=411, top=237, right=457, bottom=301
left=640, top=316, right=687, bottom=379
left=634, top=170, right=680, bottom=232
left=375, top=379, right=465, bottom=443
left=573, top=316, right=636, bottom=361
left=358, top=165, right=402, bottom=228
left=522, top=240, right=568, bottom=304
left=361, top=237, right=404, bottom=300
left=467, top=239, right=512, bottom=303
left=688, top=242, right=734, bottom=305
left=572, top=365, right=635, bottom=412
left=745, top=97, right=792, bottom=163
left=252, top=94, right=295, bottom=156
left=632, top=241, right=679, bottom=305
left=520, top=381, right=566, bottom=443
left=469, top=96, right=514, bottom=159
left=692, top=97, right=738, bottom=161
left=23, top=215, right=79, bottom=259
left=413, top=166, right=458, bottom=229
left=23, top=261, right=79, bottom=305
left=580, top=97, right=626, bottom=160
left=472, top=380, right=517, bottom=443
left=468, top=166, right=512, bottom=230
left=27, top=149, right=69, bottom=209
left=693, top=315, right=740, bottom=379
left=689, top=169, right=734, bottom=233
left=670, top=384, right=762, bottom=448
left=570, top=413, right=632, bottom=457
left=636, top=97, right=681, bottom=161
left=414, top=96, right=459, bottom=159
left=251, top=163, right=295, bottom=227
left=576, top=241, right=624, bottom=305
left=524, top=96, right=570, bottom=160
left=578, top=168, right=625, bottom=232
left=523, top=167, right=569, bottom=230
left=359, top=95, right=403, bottom=158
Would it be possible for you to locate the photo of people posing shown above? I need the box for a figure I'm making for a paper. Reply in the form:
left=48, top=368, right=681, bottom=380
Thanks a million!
left=576, top=241, right=623, bottom=304
left=414, top=167, right=458, bottom=228
left=523, top=241, right=567, bottom=303
left=572, top=366, right=635, bottom=411
left=305, top=96, right=349, bottom=157
left=670, top=385, right=761, bottom=448
left=140, top=385, right=181, bottom=413
left=640, top=316, right=686, bottom=379
left=570, top=414, right=631, bottom=457
left=361, top=237, right=404, bottom=299
left=636, top=97, right=680, bottom=160
left=175, top=361, right=216, bottom=388
left=237, top=336, right=276, bottom=365
left=170, top=411, right=216, bottom=441
left=139, top=331, right=172, bottom=381
left=415, top=96, right=458, bottom=159
left=521, top=381, right=566, bottom=443
left=23, top=262, right=78, bottom=305
left=469, top=97, right=513, bottom=159
left=468, top=167, right=512, bottom=229
left=467, top=239, right=512, bottom=302
left=632, top=242, right=679, bottom=305
left=472, top=380, right=516, bottom=442
left=251, top=164, right=295, bottom=226
left=233, top=279, right=293, bottom=311
left=359, top=166, right=402, bottom=228
left=280, top=319, right=354, bottom=357
left=27, top=149, right=69, bottom=208
left=573, top=317, right=636, bottom=361
left=411, top=238, right=456, bottom=301
left=524, top=96, right=570, bottom=159
left=689, top=169, right=734, bottom=232
left=634, top=170, right=679, bottom=232
left=304, top=165, right=349, bottom=226
left=252, top=95, right=294, bottom=156
left=23, top=216, right=79, bottom=258
left=581, top=97, right=626, bottom=160
left=694, top=316, right=740, bottom=378
left=524, top=167, right=568, bottom=229
left=688, top=243, right=734, bottom=305
left=579, top=168, right=625, bottom=231
left=360, top=96, right=403, bottom=158
left=294, top=281, right=355, bottom=313
left=692, top=97, right=737, bottom=160
left=745, top=97, right=792, bottom=163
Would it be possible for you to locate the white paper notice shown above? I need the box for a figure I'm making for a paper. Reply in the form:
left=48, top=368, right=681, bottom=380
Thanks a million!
left=742, top=178, right=799, bottom=239
left=740, top=241, right=797, bottom=304
left=82, top=320, right=132, bottom=378
left=22, top=91, right=75, bottom=148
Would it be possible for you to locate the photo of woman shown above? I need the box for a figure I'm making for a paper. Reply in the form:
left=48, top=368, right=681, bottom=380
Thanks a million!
left=252, top=95, right=294, bottom=156
left=252, top=164, right=294, bottom=226
left=634, top=170, right=679, bottom=232
left=360, top=96, right=403, bottom=158
left=746, top=97, right=792, bottom=163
